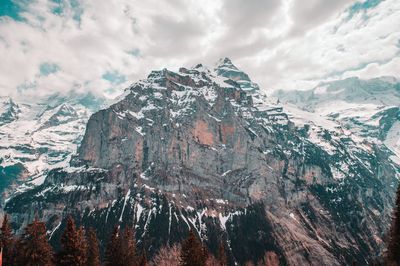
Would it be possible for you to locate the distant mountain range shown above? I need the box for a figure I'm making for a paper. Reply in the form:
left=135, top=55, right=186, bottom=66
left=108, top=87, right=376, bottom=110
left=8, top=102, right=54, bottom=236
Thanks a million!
left=274, top=76, right=400, bottom=164
left=0, top=92, right=106, bottom=199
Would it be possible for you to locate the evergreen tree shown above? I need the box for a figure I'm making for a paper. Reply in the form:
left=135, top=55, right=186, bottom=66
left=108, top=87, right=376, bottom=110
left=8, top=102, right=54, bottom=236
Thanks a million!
left=77, top=226, right=88, bottom=264
left=217, top=240, right=228, bottom=266
left=57, top=216, right=87, bottom=266
left=105, top=226, right=124, bottom=266
left=138, top=249, right=148, bottom=266
left=152, top=244, right=181, bottom=266
left=121, top=227, right=137, bottom=266
left=205, top=254, right=219, bottom=266
left=14, top=218, right=54, bottom=266
left=86, top=228, right=100, bottom=266
left=388, top=184, right=400, bottom=265
left=0, top=214, right=15, bottom=266
left=180, top=229, right=207, bottom=266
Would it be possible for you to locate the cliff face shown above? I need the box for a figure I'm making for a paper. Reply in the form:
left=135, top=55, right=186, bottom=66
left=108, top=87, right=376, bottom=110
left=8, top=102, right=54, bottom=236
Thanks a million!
left=5, top=58, right=400, bottom=265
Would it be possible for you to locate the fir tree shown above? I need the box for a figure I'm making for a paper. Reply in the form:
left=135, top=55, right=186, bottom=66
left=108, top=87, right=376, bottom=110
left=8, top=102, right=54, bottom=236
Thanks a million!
left=121, top=227, right=137, bottom=266
left=57, top=216, right=87, bottom=266
left=205, top=254, right=219, bottom=266
left=105, top=226, right=124, bottom=266
left=152, top=244, right=181, bottom=266
left=217, top=240, right=228, bottom=266
left=0, top=214, right=15, bottom=266
left=77, top=226, right=88, bottom=264
left=14, top=219, right=54, bottom=266
left=180, top=229, right=207, bottom=266
left=86, top=228, right=100, bottom=266
left=138, top=249, right=148, bottom=266
left=388, top=184, right=400, bottom=265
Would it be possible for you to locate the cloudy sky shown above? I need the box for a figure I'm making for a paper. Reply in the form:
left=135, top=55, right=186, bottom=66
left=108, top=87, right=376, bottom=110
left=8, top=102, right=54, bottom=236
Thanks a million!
left=0, top=0, right=399, bottom=99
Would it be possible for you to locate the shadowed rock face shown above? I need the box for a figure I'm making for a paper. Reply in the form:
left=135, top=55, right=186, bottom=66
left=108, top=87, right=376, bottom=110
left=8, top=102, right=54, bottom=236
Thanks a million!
left=5, top=59, right=400, bottom=265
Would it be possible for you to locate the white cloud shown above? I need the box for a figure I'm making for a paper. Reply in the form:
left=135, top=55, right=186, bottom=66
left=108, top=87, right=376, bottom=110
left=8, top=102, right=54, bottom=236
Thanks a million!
left=0, top=0, right=399, bottom=99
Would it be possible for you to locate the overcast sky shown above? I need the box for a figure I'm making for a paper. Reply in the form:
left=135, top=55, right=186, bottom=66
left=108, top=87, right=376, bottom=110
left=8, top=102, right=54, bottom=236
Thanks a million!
left=0, top=0, right=399, bottom=99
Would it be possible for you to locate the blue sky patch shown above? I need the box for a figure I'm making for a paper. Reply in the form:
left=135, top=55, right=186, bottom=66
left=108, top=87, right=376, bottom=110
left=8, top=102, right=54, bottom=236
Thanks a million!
left=50, top=0, right=64, bottom=15
left=69, top=0, right=83, bottom=22
left=0, top=0, right=25, bottom=21
left=49, top=0, right=83, bottom=22
left=39, top=62, right=60, bottom=76
left=347, top=0, right=382, bottom=19
left=102, top=71, right=126, bottom=85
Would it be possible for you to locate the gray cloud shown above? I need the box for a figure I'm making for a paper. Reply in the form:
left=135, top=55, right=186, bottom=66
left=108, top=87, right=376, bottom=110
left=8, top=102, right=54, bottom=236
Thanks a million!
left=0, top=0, right=398, bottom=99
left=144, top=13, right=208, bottom=58
left=289, top=0, right=355, bottom=36
left=220, top=0, right=282, bottom=31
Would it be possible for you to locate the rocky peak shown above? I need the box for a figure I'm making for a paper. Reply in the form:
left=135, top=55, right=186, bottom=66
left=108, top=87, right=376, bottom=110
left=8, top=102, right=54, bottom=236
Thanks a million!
left=0, top=97, right=20, bottom=126
left=215, top=57, right=260, bottom=92
left=215, top=57, right=238, bottom=70
left=38, top=103, right=80, bottom=130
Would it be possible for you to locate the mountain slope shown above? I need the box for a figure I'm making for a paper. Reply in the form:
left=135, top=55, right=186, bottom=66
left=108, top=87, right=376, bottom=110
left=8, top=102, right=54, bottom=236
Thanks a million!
left=274, top=77, right=400, bottom=163
left=0, top=92, right=105, bottom=200
left=5, top=59, right=399, bottom=265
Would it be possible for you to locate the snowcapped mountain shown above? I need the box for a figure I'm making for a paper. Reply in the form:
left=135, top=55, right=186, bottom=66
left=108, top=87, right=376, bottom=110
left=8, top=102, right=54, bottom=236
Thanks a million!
left=214, top=57, right=260, bottom=92
left=4, top=58, right=399, bottom=265
left=0, top=97, right=21, bottom=126
left=0, top=92, right=105, bottom=199
left=274, top=77, right=400, bottom=165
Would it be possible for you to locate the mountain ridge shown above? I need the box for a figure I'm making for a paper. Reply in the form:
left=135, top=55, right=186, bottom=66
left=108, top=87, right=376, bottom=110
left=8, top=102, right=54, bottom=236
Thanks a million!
left=273, top=76, right=400, bottom=163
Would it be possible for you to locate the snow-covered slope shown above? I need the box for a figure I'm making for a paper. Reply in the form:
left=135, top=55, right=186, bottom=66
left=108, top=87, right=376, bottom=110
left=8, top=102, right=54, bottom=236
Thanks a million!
left=274, top=77, right=400, bottom=163
left=0, top=92, right=105, bottom=198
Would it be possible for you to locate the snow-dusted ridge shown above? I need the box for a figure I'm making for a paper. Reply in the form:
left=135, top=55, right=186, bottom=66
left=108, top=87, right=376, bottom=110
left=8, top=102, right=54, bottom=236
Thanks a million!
left=274, top=76, right=400, bottom=165
left=0, top=92, right=105, bottom=199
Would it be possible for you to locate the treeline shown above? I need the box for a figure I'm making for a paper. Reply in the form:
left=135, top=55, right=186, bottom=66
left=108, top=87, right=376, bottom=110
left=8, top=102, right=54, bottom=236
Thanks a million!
left=0, top=215, right=237, bottom=266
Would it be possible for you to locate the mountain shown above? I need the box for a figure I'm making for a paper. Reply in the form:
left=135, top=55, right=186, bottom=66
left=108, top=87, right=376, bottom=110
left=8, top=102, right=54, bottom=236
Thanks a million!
left=215, top=57, right=260, bottom=92
left=4, top=59, right=400, bottom=265
left=274, top=76, right=400, bottom=164
left=0, top=92, right=105, bottom=201
left=0, top=97, right=21, bottom=126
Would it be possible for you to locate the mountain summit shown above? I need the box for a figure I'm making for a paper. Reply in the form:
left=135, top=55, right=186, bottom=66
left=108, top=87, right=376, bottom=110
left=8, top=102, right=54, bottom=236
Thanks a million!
left=215, top=57, right=260, bottom=92
left=4, top=60, right=399, bottom=265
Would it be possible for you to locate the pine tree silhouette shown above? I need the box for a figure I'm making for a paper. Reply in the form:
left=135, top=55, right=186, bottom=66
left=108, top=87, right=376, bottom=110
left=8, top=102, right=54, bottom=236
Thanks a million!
left=86, top=228, right=100, bottom=266
left=388, top=184, right=400, bottom=265
left=180, top=229, right=207, bottom=266
left=57, top=216, right=87, bottom=266
left=14, top=218, right=54, bottom=266
left=217, top=240, right=228, bottom=266
left=77, top=226, right=88, bottom=264
left=105, top=226, right=124, bottom=266
left=138, top=249, right=148, bottom=266
left=0, top=214, right=15, bottom=266
left=121, top=227, right=137, bottom=266
left=152, top=244, right=181, bottom=266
